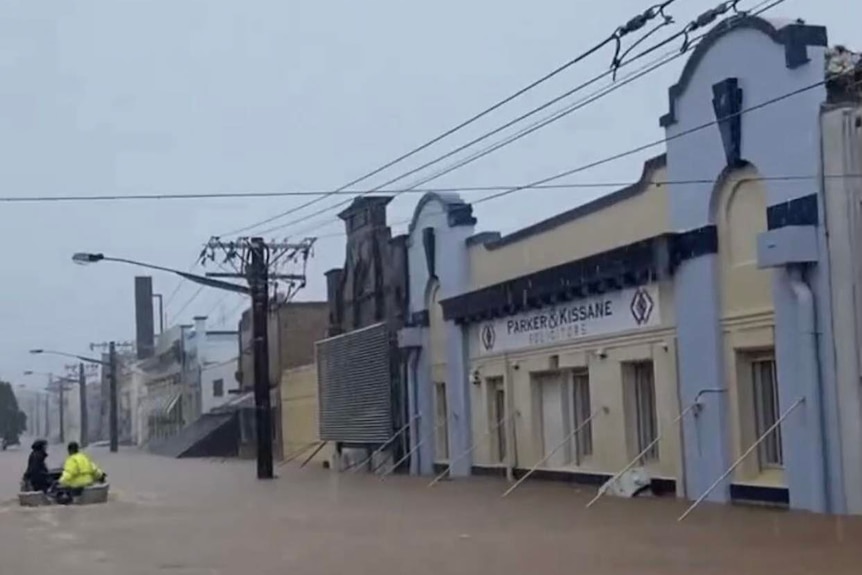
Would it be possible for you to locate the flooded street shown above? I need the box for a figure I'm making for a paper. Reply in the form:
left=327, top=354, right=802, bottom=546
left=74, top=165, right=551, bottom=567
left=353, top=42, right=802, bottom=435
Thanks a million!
left=1, top=446, right=861, bottom=574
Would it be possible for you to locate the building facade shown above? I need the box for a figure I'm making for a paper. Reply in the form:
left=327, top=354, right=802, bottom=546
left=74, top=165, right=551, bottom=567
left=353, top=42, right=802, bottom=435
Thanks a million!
left=136, top=316, right=238, bottom=447
left=201, top=356, right=238, bottom=415
left=280, top=363, right=332, bottom=464
left=398, top=15, right=862, bottom=515
left=315, top=196, right=409, bottom=470
left=236, top=300, right=329, bottom=459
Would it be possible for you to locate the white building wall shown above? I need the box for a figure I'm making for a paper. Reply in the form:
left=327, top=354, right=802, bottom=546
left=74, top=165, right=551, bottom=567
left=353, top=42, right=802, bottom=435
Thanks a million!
left=201, top=357, right=238, bottom=414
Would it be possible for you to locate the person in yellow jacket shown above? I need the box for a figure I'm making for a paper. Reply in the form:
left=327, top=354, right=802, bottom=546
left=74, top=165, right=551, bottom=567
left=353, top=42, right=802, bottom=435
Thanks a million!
left=55, top=442, right=106, bottom=503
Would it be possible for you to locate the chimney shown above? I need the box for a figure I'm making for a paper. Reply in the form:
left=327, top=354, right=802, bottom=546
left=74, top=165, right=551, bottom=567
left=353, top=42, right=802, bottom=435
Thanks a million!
left=134, top=276, right=155, bottom=359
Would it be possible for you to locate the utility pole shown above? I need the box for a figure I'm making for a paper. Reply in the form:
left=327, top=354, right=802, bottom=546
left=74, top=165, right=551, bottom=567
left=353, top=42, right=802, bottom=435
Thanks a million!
left=89, top=341, right=133, bottom=452
left=79, top=363, right=88, bottom=448
left=202, top=236, right=314, bottom=480
left=249, top=239, right=273, bottom=480
left=65, top=362, right=95, bottom=448
left=109, top=341, right=118, bottom=452
left=44, top=392, right=50, bottom=440
left=58, top=380, right=65, bottom=444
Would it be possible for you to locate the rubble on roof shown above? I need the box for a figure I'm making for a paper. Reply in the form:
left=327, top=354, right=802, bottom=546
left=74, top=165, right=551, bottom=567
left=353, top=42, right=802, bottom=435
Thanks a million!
left=825, top=45, right=862, bottom=104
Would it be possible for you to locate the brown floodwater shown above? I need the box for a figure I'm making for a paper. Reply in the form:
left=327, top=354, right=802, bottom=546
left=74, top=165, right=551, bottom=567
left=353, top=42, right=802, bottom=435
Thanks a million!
left=1, top=446, right=860, bottom=574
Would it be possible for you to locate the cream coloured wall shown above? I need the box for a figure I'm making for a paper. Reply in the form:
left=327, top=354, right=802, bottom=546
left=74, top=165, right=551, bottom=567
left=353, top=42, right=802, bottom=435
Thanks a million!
left=280, top=364, right=332, bottom=465
left=467, top=278, right=682, bottom=488
left=469, top=326, right=682, bottom=484
left=715, top=166, right=780, bottom=487
left=468, top=165, right=669, bottom=290
left=427, top=283, right=450, bottom=462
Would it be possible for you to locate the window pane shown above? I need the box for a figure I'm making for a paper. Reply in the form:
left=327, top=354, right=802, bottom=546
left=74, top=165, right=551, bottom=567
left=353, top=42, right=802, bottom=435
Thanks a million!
left=752, top=359, right=783, bottom=468
left=495, top=387, right=507, bottom=463
left=633, top=362, right=658, bottom=462
left=571, top=372, right=592, bottom=464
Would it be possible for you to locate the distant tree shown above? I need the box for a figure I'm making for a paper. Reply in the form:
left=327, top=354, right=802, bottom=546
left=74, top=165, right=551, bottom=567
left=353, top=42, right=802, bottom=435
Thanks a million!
left=0, top=381, right=26, bottom=446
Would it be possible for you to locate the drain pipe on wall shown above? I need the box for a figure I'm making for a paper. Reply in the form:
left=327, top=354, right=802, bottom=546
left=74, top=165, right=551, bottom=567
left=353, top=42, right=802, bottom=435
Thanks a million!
left=787, top=264, right=829, bottom=513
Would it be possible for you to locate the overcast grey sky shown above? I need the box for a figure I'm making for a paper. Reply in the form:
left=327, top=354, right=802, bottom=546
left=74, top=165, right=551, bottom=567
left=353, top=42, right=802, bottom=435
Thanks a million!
left=0, top=0, right=855, bottom=385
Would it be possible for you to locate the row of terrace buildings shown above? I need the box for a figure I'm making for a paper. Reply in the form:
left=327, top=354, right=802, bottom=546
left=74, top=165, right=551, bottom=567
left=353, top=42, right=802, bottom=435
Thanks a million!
left=277, top=15, right=862, bottom=516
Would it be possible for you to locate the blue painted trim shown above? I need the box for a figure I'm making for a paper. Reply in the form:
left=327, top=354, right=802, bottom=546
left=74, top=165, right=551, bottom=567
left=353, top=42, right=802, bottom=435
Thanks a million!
left=407, top=310, right=430, bottom=328
left=730, top=483, right=790, bottom=506
left=466, top=231, right=502, bottom=247
left=441, top=226, right=716, bottom=325
left=767, top=193, right=818, bottom=229
left=712, top=77, right=744, bottom=167
left=671, top=226, right=718, bottom=269
left=660, top=16, right=827, bottom=127
left=407, top=192, right=477, bottom=236
left=422, top=227, right=436, bottom=280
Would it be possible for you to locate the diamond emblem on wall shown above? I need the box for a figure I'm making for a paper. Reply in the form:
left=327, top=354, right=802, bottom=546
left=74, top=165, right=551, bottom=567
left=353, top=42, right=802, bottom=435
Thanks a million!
left=630, top=288, right=655, bottom=326
left=480, top=323, right=496, bottom=351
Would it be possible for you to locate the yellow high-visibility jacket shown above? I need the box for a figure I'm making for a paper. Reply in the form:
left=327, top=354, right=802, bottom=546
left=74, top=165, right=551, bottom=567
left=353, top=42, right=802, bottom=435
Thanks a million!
left=59, top=452, right=104, bottom=488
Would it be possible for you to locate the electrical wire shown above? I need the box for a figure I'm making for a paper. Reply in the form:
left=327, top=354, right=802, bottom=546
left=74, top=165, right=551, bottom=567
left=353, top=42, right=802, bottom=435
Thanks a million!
left=219, top=1, right=692, bottom=238
left=0, top=181, right=759, bottom=202
left=306, top=174, right=862, bottom=242
left=161, top=0, right=784, bottom=315
left=171, top=285, right=206, bottom=322
left=251, top=0, right=770, bottom=238
left=467, top=76, right=838, bottom=209
left=219, top=35, right=617, bottom=237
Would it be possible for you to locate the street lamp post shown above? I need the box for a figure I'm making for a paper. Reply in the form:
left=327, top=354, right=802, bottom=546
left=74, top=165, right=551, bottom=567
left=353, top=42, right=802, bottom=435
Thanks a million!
left=30, top=348, right=117, bottom=452
left=68, top=250, right=290, bottom=479
left=78, top=363, right=88, bottom=448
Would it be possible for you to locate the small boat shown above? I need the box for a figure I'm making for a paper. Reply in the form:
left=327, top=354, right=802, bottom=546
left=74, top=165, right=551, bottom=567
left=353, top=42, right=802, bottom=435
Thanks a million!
left=18, top=483, right=110, bottom=507
left=18, top=468, right=110, bottom=507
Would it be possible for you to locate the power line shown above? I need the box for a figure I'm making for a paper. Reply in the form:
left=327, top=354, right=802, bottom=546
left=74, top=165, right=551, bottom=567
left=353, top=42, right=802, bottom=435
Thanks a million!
left=171, top=285, right=206, bottom=322
left=466, top=77, right=841, bottom=209
left=219, top=2, right=689, bottom=238
left=160, top=0, right=781, bottom=304
left=251, top=0, right=761, bottom=238
left=308, top=173, right=862, bottom=241
left=0, top=181, right=744, bottom=203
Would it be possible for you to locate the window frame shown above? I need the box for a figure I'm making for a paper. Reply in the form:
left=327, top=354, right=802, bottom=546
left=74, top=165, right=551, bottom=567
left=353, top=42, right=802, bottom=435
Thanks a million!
left=627, top=361, right=659, bottom=464
left=750, top=355, right=783, bottom=469
left=569, top=369, right=593, bottom=465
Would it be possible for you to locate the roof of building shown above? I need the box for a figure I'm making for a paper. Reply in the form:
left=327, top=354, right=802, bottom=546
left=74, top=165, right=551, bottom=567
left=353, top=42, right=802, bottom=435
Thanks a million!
left=467, top=154, right=667, bottom=251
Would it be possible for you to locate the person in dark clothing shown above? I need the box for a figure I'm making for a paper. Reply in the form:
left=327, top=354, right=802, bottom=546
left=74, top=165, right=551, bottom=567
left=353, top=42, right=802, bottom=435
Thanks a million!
left=22, top=439, right=51, bottom=492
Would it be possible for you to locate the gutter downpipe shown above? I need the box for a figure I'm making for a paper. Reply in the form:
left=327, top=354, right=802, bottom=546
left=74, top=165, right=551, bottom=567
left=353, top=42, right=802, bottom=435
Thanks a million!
left=787, top=264, right=829, bottom=513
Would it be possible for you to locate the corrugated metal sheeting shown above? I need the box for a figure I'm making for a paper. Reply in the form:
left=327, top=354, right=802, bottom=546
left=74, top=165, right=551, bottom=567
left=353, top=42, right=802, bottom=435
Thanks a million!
left=317, top=322, right=392, bottom=443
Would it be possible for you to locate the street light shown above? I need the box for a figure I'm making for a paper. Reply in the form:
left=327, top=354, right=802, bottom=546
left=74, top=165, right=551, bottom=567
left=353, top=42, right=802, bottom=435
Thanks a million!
left=71, top=253, right=249, bottom=294
left=70, top=248, right=278, bottom=480
left=29, top=348, right=108, bottom=451
left=29, top=349, right=107, bottom=366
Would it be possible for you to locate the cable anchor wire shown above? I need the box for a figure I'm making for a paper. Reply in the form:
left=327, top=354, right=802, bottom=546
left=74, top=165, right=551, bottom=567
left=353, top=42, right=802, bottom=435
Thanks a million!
left=680, top=0, right=742, bottom=52
left=611, top=4, right=673, bottom=79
